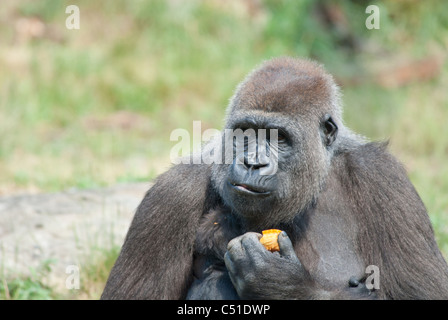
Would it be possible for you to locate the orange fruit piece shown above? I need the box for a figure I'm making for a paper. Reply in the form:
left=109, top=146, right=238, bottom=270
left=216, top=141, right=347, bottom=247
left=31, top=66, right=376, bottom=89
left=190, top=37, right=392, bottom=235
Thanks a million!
left=260, top=229, right=282, bottom=252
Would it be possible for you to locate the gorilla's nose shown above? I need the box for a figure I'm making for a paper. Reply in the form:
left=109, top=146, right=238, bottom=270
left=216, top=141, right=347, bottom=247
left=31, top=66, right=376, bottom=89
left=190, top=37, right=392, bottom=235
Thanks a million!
left=243, top=151, right=269, bottom=170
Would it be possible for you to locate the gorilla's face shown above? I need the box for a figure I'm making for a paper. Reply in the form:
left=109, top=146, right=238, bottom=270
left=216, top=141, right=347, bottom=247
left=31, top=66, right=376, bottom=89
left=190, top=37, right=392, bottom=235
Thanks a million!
left=211, top=57, right=340, bottom=228
left=211, top=110, right=338, bottom=228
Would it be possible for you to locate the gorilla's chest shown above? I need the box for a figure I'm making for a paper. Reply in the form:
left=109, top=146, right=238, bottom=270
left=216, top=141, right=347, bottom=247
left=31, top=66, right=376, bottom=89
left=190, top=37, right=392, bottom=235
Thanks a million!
left=294, top=209, right=365, bottom=288
left=191, top=205, right=365, bottom=296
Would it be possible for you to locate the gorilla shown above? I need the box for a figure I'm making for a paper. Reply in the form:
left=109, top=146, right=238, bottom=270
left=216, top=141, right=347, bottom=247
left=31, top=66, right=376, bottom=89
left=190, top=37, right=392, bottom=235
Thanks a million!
left=101, top=57, right=448, bottom=299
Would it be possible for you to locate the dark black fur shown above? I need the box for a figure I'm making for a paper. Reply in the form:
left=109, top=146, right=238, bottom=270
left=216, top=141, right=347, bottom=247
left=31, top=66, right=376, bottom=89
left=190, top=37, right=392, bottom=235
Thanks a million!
left=101, top=58, right=448, bottom=300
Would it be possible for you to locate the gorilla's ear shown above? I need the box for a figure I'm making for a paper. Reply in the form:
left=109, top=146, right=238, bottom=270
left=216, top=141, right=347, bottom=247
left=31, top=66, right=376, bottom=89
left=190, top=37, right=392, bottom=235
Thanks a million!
left=322, top=114, right=338, bottom=147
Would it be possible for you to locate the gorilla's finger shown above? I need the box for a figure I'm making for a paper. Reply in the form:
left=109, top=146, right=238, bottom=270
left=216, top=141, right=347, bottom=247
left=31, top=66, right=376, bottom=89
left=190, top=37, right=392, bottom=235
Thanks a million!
left=278, top=231, right=300, bottom=262
left=224, top=252, right=242, bottom=291
left=227, top=236, right=244, bottom=253
left=224, top=251, right=236, bottom=274
left=240, top=232, right=263, bottom=249
left=240, top=232, right=265, bottom=259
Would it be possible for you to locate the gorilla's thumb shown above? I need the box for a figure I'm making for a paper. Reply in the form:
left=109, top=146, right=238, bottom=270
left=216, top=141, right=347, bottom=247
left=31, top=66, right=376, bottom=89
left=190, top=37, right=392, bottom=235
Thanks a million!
left=278, top=231, right=300, bottom=262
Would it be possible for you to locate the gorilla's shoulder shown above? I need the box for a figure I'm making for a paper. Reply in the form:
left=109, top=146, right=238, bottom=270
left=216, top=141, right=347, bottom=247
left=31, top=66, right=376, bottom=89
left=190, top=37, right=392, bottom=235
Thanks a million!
left=138, top=163, right=216, bottom=214
left=344, top=141, right=405, bottom=175
left=339, top=141, right=418, bottom=200
left=153, top=163, right=212, bottom=187
left=131, top=163, right=215, bottom=230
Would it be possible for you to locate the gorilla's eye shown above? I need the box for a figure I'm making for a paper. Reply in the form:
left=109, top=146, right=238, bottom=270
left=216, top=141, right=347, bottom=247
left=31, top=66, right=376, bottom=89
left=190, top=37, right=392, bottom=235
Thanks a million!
left=277, top=133, right=286, bottom=142
left=268, top=129, right=288, bottom=145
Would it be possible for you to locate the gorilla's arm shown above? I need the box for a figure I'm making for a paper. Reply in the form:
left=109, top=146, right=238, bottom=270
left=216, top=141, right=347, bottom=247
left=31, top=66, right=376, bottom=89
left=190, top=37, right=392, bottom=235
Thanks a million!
left=343, top=142, right=448, bottom=299
left=101, top=163, right=211, bottom=299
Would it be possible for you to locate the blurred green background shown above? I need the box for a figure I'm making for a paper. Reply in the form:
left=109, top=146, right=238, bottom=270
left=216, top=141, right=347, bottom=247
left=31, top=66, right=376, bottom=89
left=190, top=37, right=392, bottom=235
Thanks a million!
left=0, top=0, right=447, bottom=299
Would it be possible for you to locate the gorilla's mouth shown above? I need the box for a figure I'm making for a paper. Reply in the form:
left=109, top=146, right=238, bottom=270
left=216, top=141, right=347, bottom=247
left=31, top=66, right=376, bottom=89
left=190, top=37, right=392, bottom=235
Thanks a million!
left=228, top=181, right=271, bottom=196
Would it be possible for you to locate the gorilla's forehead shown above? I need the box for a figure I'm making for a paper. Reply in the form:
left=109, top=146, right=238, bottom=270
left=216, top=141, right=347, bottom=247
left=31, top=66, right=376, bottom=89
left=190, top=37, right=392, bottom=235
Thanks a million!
left=226, top=109, right=301, bottom=131
left=234, top=57, right=333, bottom=116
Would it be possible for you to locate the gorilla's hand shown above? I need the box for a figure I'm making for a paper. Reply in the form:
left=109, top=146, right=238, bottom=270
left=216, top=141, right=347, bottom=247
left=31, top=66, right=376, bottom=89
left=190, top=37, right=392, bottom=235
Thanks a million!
left=224, top=231, right=314, bottom=299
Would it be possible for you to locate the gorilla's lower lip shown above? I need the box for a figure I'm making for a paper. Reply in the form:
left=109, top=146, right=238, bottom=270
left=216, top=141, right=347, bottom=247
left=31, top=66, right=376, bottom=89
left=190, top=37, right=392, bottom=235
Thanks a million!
left=228, top=181, right=271, bottom=196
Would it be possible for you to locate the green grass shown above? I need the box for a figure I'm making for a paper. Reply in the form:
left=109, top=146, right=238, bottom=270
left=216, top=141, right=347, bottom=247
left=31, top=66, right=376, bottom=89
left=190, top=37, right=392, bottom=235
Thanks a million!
left=1, top=0, right=447, bottom=298
left=1, top=246, right=120, bottom=300
left=1, top=259, right=56, bottom=300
